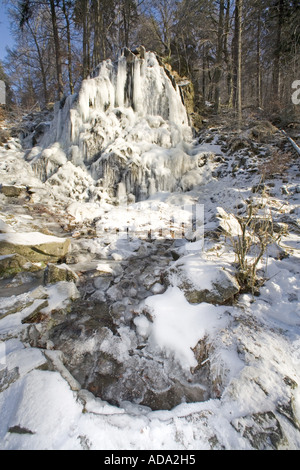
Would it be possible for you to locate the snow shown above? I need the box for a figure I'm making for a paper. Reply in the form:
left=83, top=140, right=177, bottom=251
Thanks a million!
left=137, top=286, right=229, bottom=370
left=0, top=170, right=299, bottom=449
left=40, top=282, right=80, bottom=314
left=0, top=232, right=67, bottom=246
left=171, top=252, right=236, bottom=291
left=0, top=219, right=15, bottom=233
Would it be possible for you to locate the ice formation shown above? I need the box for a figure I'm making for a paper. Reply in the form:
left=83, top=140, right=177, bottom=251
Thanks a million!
left=27, top=47, right=213, bottom=201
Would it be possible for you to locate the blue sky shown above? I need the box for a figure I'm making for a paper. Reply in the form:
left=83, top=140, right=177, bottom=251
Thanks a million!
left=0, top=1, right=15, bottom=62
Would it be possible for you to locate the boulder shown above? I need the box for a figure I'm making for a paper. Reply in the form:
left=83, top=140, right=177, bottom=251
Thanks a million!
left=215, top=207, right=242, bottom=237
left=231, top=411, right=285, bottom=450
left=0, top=232, right=70, bottom=263
left=44, top=263, right=78, bottom=285
left=21, top=299, right=49, bottom=324
left=180, top=269, right=240, bottom=305
left=0, top=367, right=20, bottom=393
left=0, top=184, right=27, bottom=198
left=0, top=295, right=35, bottom=320
left=248, top=121, right=278, bottom=142
left=169, top=254, right=240, bottom=305
left=0, top=253, right=33, bottom=279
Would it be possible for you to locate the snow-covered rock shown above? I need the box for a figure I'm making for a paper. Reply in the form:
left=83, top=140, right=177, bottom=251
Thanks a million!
left=0, top=232, right=70, bottom=263
left=167, top=253, right=240, bottom=305
left=43, top=263, right=78, bottom=285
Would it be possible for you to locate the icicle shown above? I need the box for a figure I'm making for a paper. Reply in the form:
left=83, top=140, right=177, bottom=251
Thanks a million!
left=116, top=55, right=127, bottom=107
left=32, top=47, right=203, bottom=202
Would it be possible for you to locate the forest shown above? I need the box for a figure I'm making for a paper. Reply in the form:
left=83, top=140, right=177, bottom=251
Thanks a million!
left=0, top=0, right=299, bottom=127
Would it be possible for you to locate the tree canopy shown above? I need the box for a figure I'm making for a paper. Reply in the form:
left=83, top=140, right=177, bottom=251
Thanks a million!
left=2, top=0, right=299, bottom=122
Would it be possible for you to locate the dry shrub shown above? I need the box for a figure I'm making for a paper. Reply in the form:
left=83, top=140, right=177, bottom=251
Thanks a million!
left=0, top=106, right=5, bottom=122
left=230, top=200, right=284, bottom=294
left=259, top=149, right=292, bottom=179
left=249, top=120, right=278, bottom=142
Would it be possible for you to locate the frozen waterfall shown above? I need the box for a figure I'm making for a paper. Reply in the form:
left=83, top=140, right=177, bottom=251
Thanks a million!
left=28, top=47, right=214, bottom=201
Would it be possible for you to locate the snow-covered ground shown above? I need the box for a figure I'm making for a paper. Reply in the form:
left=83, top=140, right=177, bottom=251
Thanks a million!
left=0, top=132, right=299, bottom=450
left=0, top=49, right=300, bottom=450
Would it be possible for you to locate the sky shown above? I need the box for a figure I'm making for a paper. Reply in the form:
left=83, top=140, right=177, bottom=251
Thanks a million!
left=0, top=1, right=15, bottom=62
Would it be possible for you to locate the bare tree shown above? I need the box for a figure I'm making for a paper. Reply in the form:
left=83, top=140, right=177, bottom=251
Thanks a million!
left=62, top=0, right=74, bottom=95
left=214, top=0, right=225, bottom=113
left=235, top=0, right=243, bottom=127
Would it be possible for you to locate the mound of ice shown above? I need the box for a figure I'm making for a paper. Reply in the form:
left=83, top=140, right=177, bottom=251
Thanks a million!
left=29, top=48, right=215, bottom=202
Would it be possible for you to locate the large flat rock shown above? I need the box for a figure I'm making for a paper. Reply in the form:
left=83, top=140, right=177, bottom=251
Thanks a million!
left=0, top=232, right=70, bottom=263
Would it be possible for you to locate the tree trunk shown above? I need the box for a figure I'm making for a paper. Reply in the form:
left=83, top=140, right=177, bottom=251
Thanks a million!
left=62, top=0, right=74, bottom=95
left=224, top=0, right=233, bottom=107
left=82, top=0, right=89, bottom=79
left=202, top=42, right=206, bottom=101
left=49, top=0, right=64, bottom=100
left=28, top=22, right=48, bottom=105
left=214, top=0, right=225, bottom=114
left=273, top=0, right=284, bottom=107
left=256, top=1, right=262, bottom=108
left=235, top=0, right=243, bottom=128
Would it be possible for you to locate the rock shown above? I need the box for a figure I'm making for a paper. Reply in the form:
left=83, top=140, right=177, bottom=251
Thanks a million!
left=215, top=207, right=242, bottom=237
left=150, top=282, right=166, bottom=295
left=169, top=254, right=240, bottom=305
left=248, top=121, right=278, bottom=142
left=8, top=425, right=35, bottom=435
left=277, top=398, right=300, bottom=431
left=0, top=296, right=35, bottom=321
left=141, top=379, right=207, bottom=411
left=0, top=253, right=36, bottom=279
left=266, top=242, right=289, bottom=260
left=0, top=129, right=10, bottom=146
left=0, top=367, right=20, bottom=392
left=44, top=263, right=78, bottom=285
left=21, top=299, right=49, bottom=324
left=228, top=134, right=254, bottom=154
left=181, top=270, right=240, bottom=305
left=0, top=184, right=28, bottom=198
left=0, top=232, right=70, bottom=263
left=29, top=285, right=49, bottom=300
left=231, top=411, right=285, bottom=450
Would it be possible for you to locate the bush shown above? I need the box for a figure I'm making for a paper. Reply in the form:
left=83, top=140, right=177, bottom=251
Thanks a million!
left=229, top=199, right=284, bottom=294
